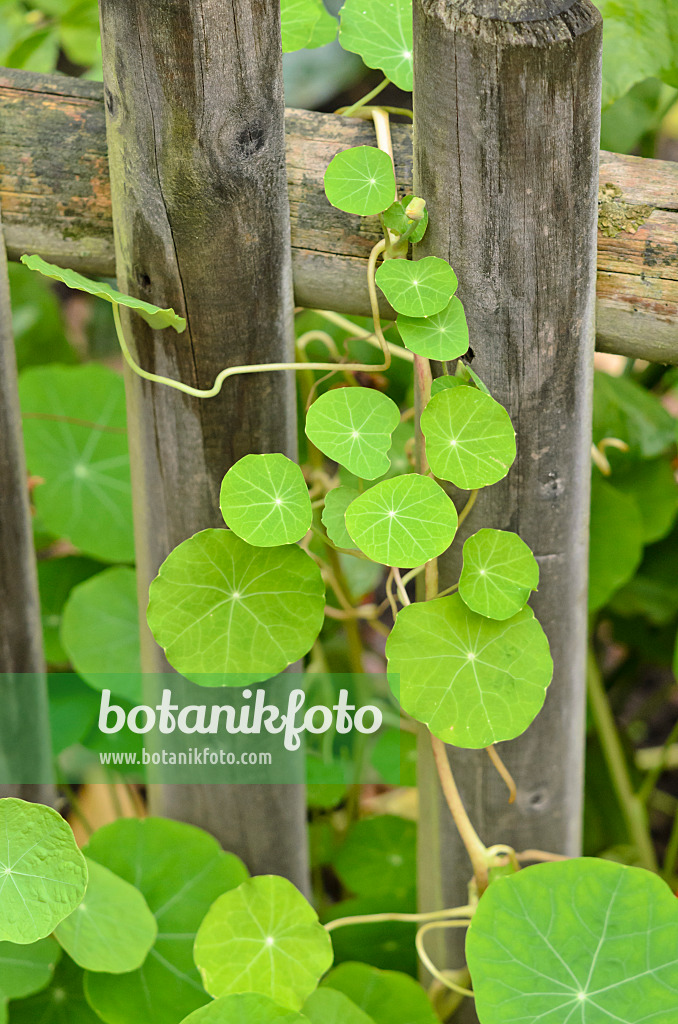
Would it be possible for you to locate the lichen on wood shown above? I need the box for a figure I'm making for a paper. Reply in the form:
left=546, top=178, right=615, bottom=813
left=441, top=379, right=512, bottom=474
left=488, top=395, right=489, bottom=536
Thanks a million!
left=598, top=182, right=654, bottom=238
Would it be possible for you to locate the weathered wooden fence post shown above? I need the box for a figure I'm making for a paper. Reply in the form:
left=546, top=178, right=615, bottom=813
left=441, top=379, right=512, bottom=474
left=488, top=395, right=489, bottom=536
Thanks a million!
left=97, top=0, right=308, bottom=887
left=0, top=207, right=53, bottom=801
left=413, top=0, right=602, bottom=991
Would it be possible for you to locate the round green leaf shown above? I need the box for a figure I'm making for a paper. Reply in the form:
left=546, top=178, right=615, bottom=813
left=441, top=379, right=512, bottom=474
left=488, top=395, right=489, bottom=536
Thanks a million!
left=18, top=364, right=134, bottom=562
left=589, top=474, right=644, bottom=612
left=345, top=475, right=458, bottom=567
left=467, top=858, right=678, bottom=1024
left=182, top=993, right=310, bottom=1024
left=220, top=454, right=312, bottom=546
left=9, top=956, right=100, bottom=1024
left=339, top=0, right=414, bottom=90
left=332, top=815, right=416, bottom=902
left=321, top=894, right=417, bottom=976
left=397, top=297, right=469, bottom=361
left=281, top=0, right=336, bottom=51
left=194, top=875, right=333, bottom=1010
left=305, top=388, right=400, bottom=480
left=20, top=255, right=186, bottom=332
left=322, top=963, right=439, bottom=1024
left=84, top=817, right=248, bottom=1024
left=421, top=387, right=516, bottom=489
left=147, top=529, right=325, bottom=683
left=60, top=566, right=140, bottom=702
left=612, top=457, right=678, bottom=544
left=322, top=486, right=360, bottom=549
left=459, top=529, right=539, bottom=620
left=0, top=937, right=59, bottom=1006
left=304, top=988, right=375, bottom=1024
left=37, top=556, right=103, bottom=666
left=0, top=799, right=88, bottom=944
left=375, top=258, right=457, bottom=318
left=324, top=146, right=396, bottom=216
left=54, top=858, right=156, bottom=974
left=385, top=594, right=553, bottom=748
left=382, top=195, right=428, bottom=245
left=48, top=675, right=101, bottom=756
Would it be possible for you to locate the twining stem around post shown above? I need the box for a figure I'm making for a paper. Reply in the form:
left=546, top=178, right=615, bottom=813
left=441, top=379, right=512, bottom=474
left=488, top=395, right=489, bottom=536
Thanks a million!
left=431, top=734, right=489, bottom=894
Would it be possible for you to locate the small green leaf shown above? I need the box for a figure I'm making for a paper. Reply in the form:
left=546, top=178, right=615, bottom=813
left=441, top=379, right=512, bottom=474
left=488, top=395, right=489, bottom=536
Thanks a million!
left=0, top=937, right=59, bottom=1007
left=324, top=146, right=396, bottom=216
left=345, top=475, right=457, bottom=567
left=375, top=257, right=457, bottom=318
left=9, top=956, right=99, bottom=1024
left=321, top=893, right=417, bottom=975
left=305, top=387, right=400, bottom=479
left=48, top=675, right=100, bottom=756
left=0, top=799, right=88, bottom=944
left=147, top=529, right=325, bottom=683
left=430, top=375, right=470, bottom=396
left=322, top=486, right=360, bottom=549
left=60, top=566, right=140, bottom=703
left=467, top=858, right=678, bottom=1024
left=37, top=556, right=103, bottom=666
left=589, top=474, right=644, bottom=612
left=459, top=529, right=539, bottom=620
left=54, top=858, right=156, bottom=974
left=18, top=364, right=134, bottom=563
left=304, top=988, right=375, bottom=1024
left=20, top=255, right=186, bottom=332
left=421, top=387, right=516, bottom=489
left=281, top=0, right=336, bottom=51
left=181, top=993, right=310, bottom=1024
left=386, top=595, right=553, bottom=748
left=332, top=815, right=416, bottom=902
left=322, top=962, right=439, bottom=1024
left=396, top=296, right=469, bottom=361
left=84, top=817, right=248, bottom=1024
left=220, top=454, right=312, bottom=547
left=593, top=370, right=675, bottom=458
left=194, top=875, right=333, bottom=1010
left=382, top=195, right=428, bottom=244
left=610, top=457, right=678, bottom=544
left=339, top=0, right=414, bottom=91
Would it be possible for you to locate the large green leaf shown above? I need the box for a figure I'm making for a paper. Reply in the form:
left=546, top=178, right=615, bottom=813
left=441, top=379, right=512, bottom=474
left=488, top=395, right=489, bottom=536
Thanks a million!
left=9, top=956, right=100, bottom=1024
left=18, top=364, right=134, bottom=562
left=467, top=858, right=678, bottom=1023
left=55, top=858, right=156, bottom=974
left=60, top=566, right=141, bottom=702
left=421, top=387, right=516, bottom=489
left=597, top=0, right=678, bottom=109
left=181, top=994, right=310, bottom=1024
left=305, top=388, right=400, bottom=479
left=0, top=800, right=87, bottom=945
left=459, top=529, right=539, bottom=621
left=303, top=988, right=375, bottom=1024
left=345, top=475, right=458, bottom=567
left=610, top=457, right=678, bottom=544
left=324, top=147, right=396, bottom=217
left=322, top=486, right=360, bottom=549
left=281, top=0, right=336, bottom=51
left=147, top=529, right=325, bottom=683
left=332, top=815, right=416, bottom=902
left=592, top=370, right=675, bottom=458
left=396, top=297, right=469, bottom=362
left=322, top=963, right=439, bottom=1024
left=20, top=255, right=186, bottom=332
left=194, top=875, right=333, bottom=1010
left=220, top=454, right=312, bottom=547
left=321, top=894, right=417, bottom=976
left=84, top=817, right=248, bottom=1024
left=37, top=556, right=103, bottom=666
left=0, top=937, right=59, bottom=1020
left=589, top=475, right=644, bottom=612
left=339, top=0, right=414, bottom=91
left=386, top=595, right=553, bottom=748
left=375, top=258, right=457, bottom=318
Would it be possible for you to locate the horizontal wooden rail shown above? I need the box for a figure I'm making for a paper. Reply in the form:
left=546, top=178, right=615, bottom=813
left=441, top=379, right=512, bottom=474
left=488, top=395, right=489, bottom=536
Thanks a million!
left=1, top=68, right=677, bottom=362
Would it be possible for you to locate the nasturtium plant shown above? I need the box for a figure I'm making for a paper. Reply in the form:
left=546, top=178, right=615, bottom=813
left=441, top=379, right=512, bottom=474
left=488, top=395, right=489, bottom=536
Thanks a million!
left=459, top=529, right=539, bottom=621
left=338, top=0, right=414, bottom=91
left=332, top=815, right=416, bottom=902
left=467, top=858, right=678, bottom=1024
left=375, top=257, right=457, bottom=318
left=18, top=363, right=134, bottom=563
left=0, top=937, right=59, bottom=1018
left=147, top=529, right=325, bottom=682
left=305, top=387, right=400, bottom=479
left=181, top=993, right=310, bottom=1024
left=322, top=962, right=439, bottom=1024
left=220, top=454, right=312, bottom=547
left=382, top=195, right=428, bottom=245
left=386, top=595, right=553, bottom=747
left=9, top=955, right=98, bottom=1024
left=397, top=296, right=469, bottom=361
left=303, top=987, right=375, bottom=1024
left=589, top=474, right=644, bottom=612
left=54, top=858, right=157, bottom=974
left=37, top=556, right=103, bottom=666
left=194, top=875, right=333, bottom=1009
left=322, top=485, right=360, bottom=549
left=421, top=386, right=516, bottom=489
left=345, top=474, right=458, bottom=567
left=324, top=147, right=396, bottom=217
left=281, top=0, right=336, bottom=53
left=84, top=817, right=248, bottom=1024
left=0, top=800, right=87, bottom=944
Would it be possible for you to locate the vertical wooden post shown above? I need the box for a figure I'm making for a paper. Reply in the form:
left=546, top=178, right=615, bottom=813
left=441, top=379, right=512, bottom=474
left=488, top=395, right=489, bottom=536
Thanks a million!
left=413, top=0, right=602, bottom=988
left=98, top=0, right=308, bottom=887
left=0, top=207, right=53, bottom=801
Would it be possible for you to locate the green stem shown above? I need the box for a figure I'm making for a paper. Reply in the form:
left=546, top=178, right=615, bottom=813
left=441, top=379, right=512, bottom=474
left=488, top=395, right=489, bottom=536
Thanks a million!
left=341, top=77, right=390, bottom=117
left=586, top=646, right=658, bottom=872
left=638, top=715, right=678, bottom=805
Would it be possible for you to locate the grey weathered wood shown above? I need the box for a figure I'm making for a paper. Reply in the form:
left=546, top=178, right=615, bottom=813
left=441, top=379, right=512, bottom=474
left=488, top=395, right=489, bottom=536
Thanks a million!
left=1, top=68, right=677, bottom=364
left=413, top=0, right=602, bottom=997
left=0, top=205, right=53, bottom=800
left=98, top=0, right=308, bottom=888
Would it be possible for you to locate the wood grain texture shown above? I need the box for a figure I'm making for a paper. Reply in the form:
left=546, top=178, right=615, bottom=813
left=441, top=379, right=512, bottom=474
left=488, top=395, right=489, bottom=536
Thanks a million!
left=0, top=206, right=53, bottom=798
left=97, top=0, right=307, bottom=888
left=412, top=0, right=602, bottom=998
left=1, top=67, right=676, bottom=361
